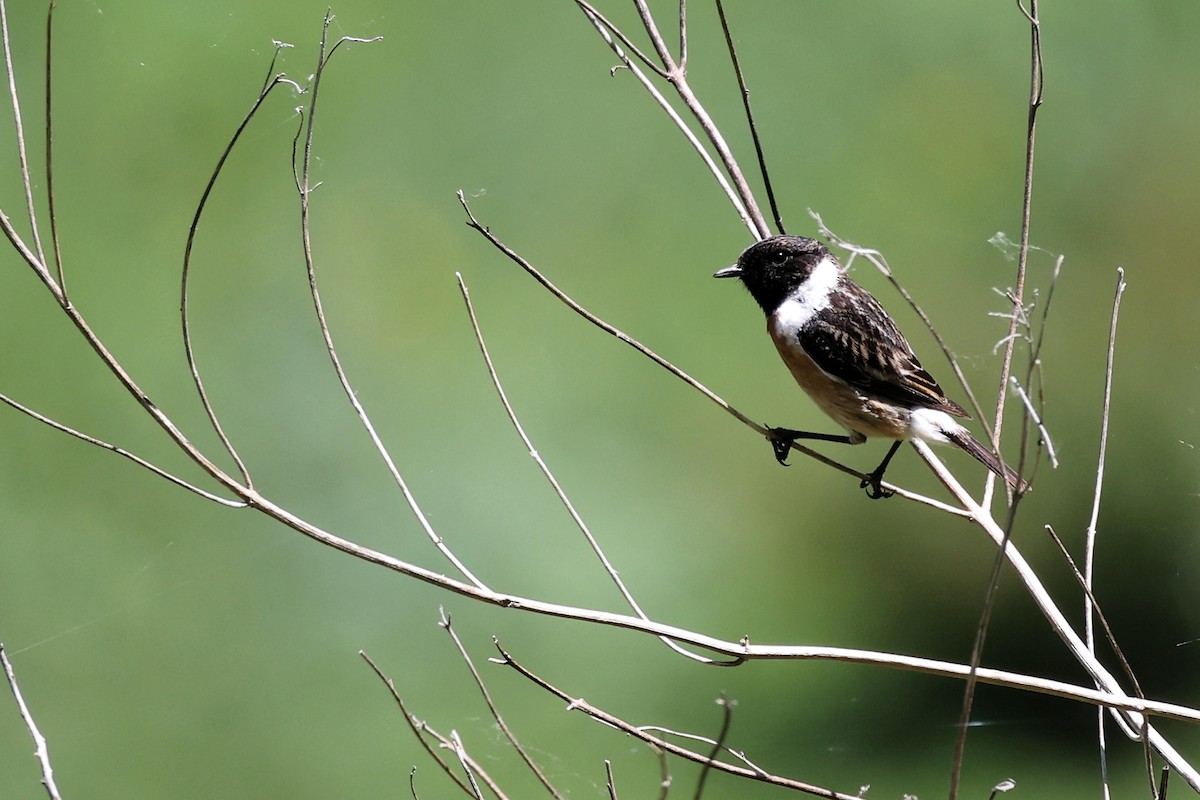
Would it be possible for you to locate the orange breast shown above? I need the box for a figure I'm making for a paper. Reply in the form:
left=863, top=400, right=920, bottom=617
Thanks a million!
left=767, top=319, right=908, bottom=441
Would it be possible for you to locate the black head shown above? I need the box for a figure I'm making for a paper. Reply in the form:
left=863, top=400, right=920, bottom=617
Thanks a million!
left=713, top=235, right=835, bottom=315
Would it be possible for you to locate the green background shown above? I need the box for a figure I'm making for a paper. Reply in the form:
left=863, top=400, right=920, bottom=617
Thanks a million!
left=2, top=1, right=1198, bottom=797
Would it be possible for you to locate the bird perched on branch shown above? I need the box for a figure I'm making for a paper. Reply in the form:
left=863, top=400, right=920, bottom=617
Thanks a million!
left=715, top=235, right=1027, bottom=498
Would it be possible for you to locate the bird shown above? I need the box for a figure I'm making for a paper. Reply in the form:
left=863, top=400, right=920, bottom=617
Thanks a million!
left=714, top=234, right=1028, bottom=498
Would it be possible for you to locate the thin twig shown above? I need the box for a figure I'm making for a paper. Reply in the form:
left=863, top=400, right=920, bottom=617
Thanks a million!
left=494, top=642, right=859, bottom=799
left=457, top=273, right=739, bottom=664
left=292, top=20, right=487, bottom=588
left=949, top=489, right=1022, bottom=800
left=0, top=392, right=245, bottom=507
left=638, top=725, right=767, bottom=776
left=1009, top=377, right=1056, bottom=467
left=1085, top=268, right=1128, bottom=796
left=182, top=45, right=299, bottom=490
left=1158, top=764, right=1171, bottom=800
left=631, top=0, right=676, bottom=73
left=44, top=0, right=65, bottom=296
left=676, top=0, right=687, bottom=69
left=715, top=0, right=784, bottom=235
left=2, top=644, right=64, bottom=800
left=574, top=2, right=757, bottom=235
left=450, top=731, right=486, bottom=800
left=1043, top=526, right=1143, bottom=703
left=1017, top=252, right=1064, bottom=479
left=572, top=0, right=666, bottom=76
left=0, top=0, right=48, bottom=273
left=438, top=610, right=563, bottom=798
left=940, top=16, right=1047, bottom=783
left=359, top=651, right=497, bottom=798
left=695, top=693, right=734, bottom=799
left=990, top=0, right=1044, bottom=490
left=604, top=759, right=619, bottom=800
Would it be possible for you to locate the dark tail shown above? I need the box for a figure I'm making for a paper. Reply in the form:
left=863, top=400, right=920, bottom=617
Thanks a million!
left=945, top=429, right=1030, bottom=493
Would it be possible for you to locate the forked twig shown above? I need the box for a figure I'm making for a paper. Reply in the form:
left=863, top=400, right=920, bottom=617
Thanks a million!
left=438, top=610, right=563, bottom=799
left=575, top=0, right=768, bottom=238
left=574, top=1, right=759, bottom=236
left=359, top=650, right=505, bottom=799
left=604, top=759, right=619, bottom=800
left=493, top=641, right=860, bottom=799
left=0, top=393, right=244, bottom=507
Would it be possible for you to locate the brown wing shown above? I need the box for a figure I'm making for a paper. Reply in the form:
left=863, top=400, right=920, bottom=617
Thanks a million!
left=796, top=281, right=969, bottom=417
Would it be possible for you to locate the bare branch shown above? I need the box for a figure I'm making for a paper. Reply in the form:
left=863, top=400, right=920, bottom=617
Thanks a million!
left=572, top=0, right=667, bottom=77
left=43, top=0, right=65, bottom=296
left=911, top=439, right=1200, bottom=787
left=2, top=644, right=64, bottom=800
left=449, top=731, right=486, bottom=800
left=715, top=0, right=785, bottom=235
left=1009, top=377, right=1057, bottom=468
left=574, top=2, right=760, bottom=235
left=1043, top=526, right=1143, bottom=704
left=0, top=392, right=244, bottom=507
left=182, top=44, right=299, bottom=491
left=0, top=0, right=48, bottom=272
left=291, top=19, right=484, bottom=588
left=457, top=273, right=739, bottom=663
left=695, top=693, right=735, bottom=798
left=494, top=641, right=860, bottom=799
left=1085, top=268, right=1128, bottom=793
left=359, top=650, right=489, bottom=798
left=438, top=611, right=562, bottom=798
left=990, top=0, right=1045, bottom=487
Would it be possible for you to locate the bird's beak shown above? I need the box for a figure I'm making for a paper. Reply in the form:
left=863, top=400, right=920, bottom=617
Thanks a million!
left=713, top=263, right=742, bottom=279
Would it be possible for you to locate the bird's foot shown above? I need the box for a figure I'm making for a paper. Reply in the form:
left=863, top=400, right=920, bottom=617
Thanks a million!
left=859, top=469, right=895, bottom=500
left=767, top=427, right=801, bottom=466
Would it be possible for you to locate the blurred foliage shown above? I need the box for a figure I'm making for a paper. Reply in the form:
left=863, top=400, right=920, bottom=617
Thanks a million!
left=2, top=1, right=1198, bottom=798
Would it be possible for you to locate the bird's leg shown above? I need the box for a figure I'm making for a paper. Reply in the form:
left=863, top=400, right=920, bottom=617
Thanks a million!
left=767, top=427, right=855, bottom=466
left=860, top=440, right=903, bottom=500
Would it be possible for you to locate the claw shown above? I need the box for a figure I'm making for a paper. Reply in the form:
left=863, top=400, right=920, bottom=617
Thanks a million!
left=767, top=428, right=794, bottom=466
left=859, top=472, right=895, bottom=500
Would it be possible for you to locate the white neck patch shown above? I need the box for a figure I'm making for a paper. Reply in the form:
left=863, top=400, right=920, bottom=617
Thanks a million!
left=771, top=255, right=841, bottom=330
